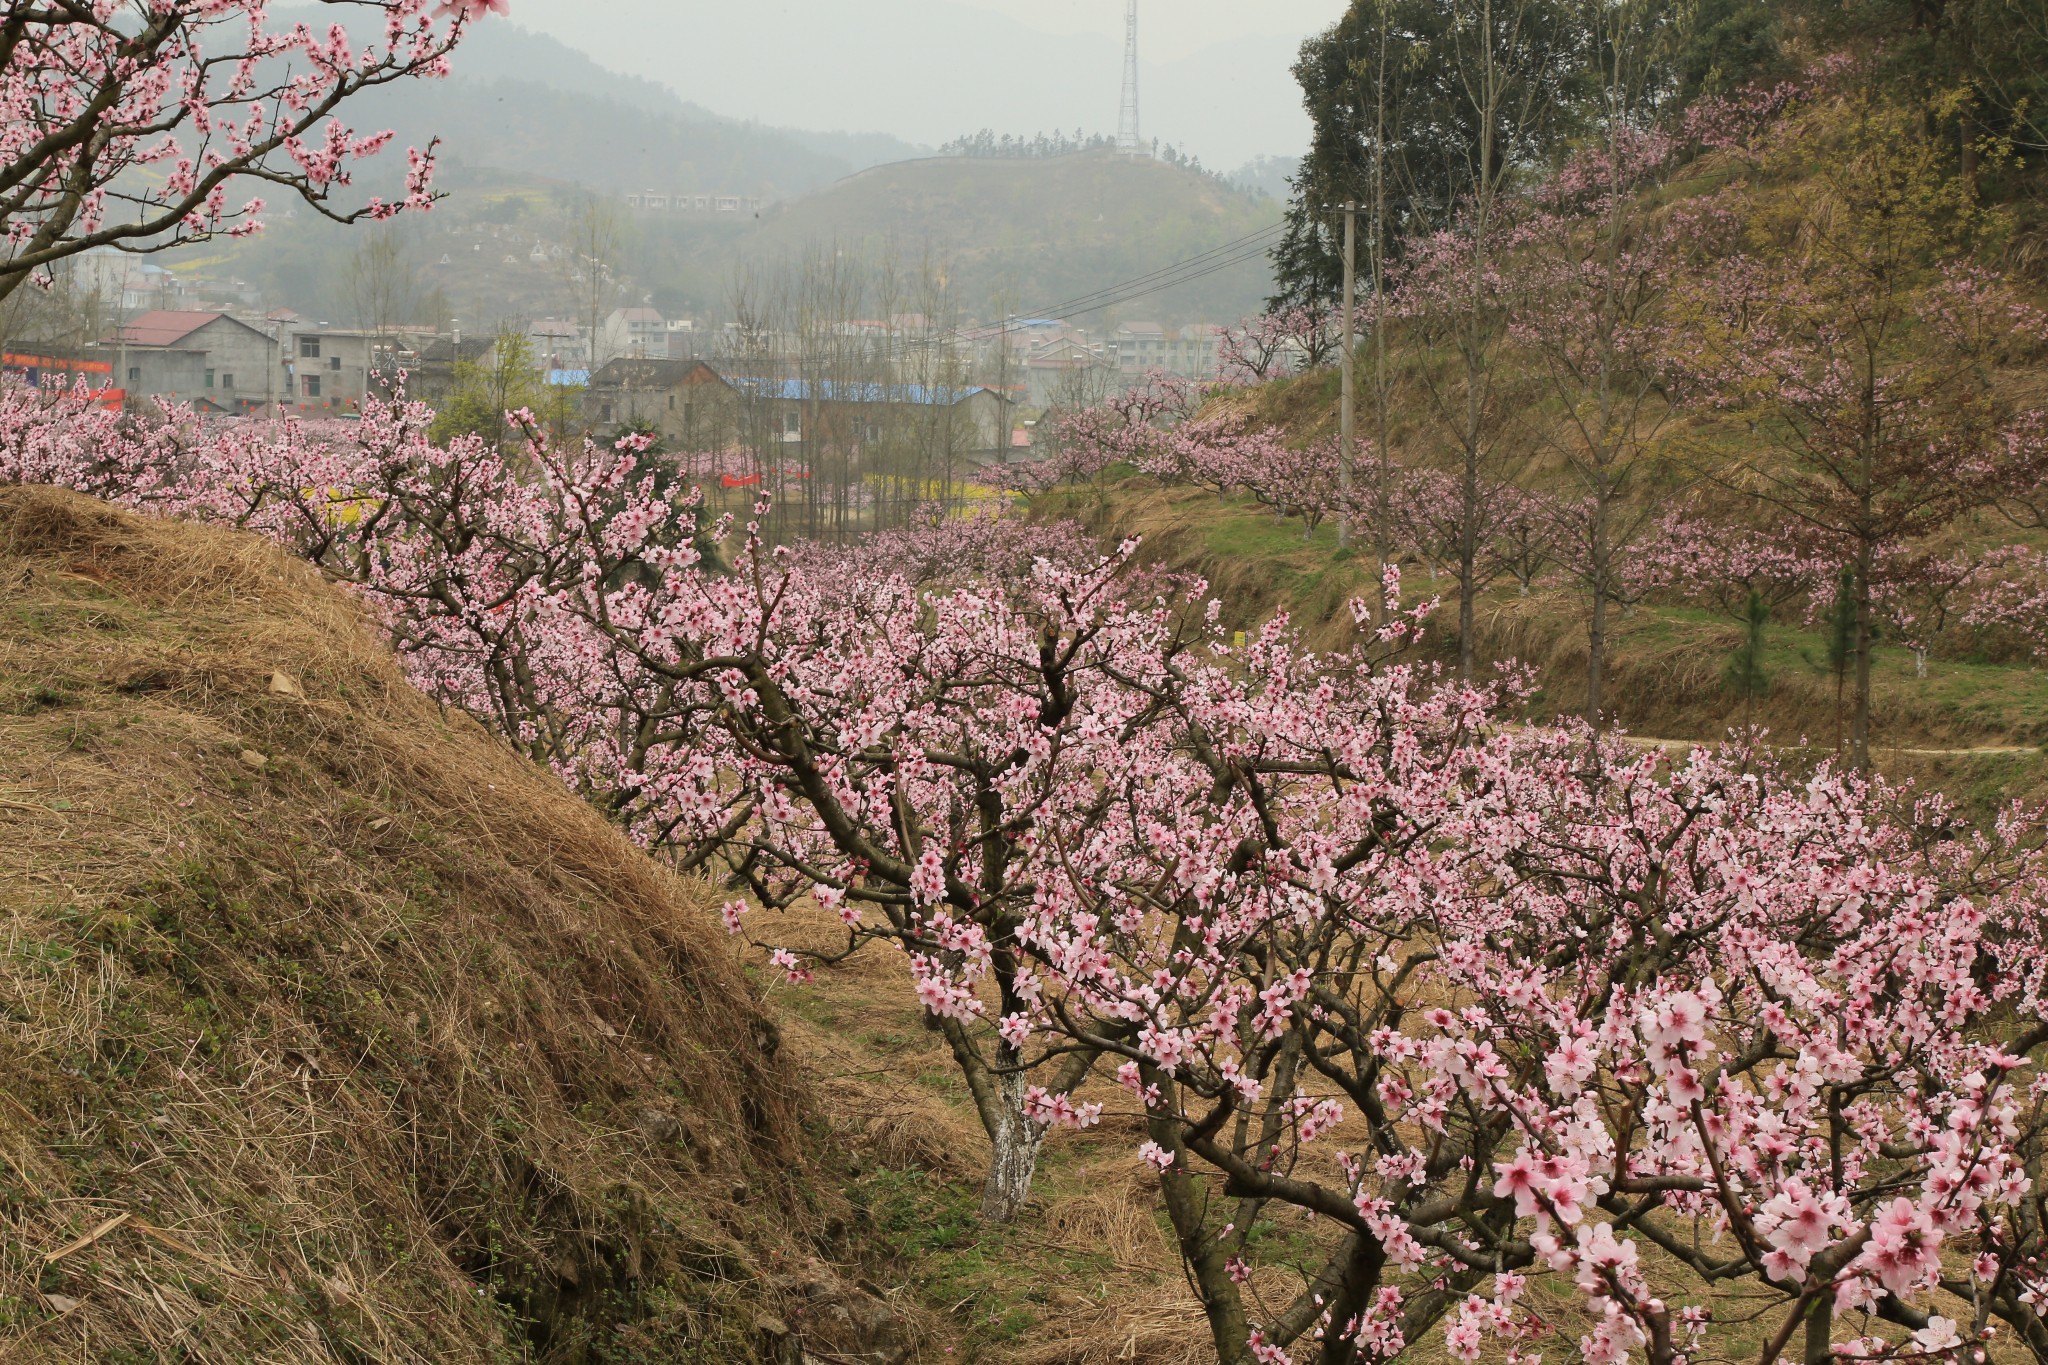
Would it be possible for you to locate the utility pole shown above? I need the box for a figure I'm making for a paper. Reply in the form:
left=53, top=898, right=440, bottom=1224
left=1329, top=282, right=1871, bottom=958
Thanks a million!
left=1338, top=200, right=1358, bottom=549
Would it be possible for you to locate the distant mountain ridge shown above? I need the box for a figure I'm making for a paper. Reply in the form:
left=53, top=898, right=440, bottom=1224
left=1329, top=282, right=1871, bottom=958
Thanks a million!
left=285, top=14, right=930, bottom=198
left=488, top=0, right=1316, bottom=172
left=176, top=19, right=1276, bottom=328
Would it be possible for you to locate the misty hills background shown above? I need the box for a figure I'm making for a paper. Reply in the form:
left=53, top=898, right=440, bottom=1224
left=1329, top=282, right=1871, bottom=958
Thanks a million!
left=182, top=20, right=1285, bottom=328
left=358, top=22, right=933, bottom=196
left=494, top=0, right=1317, bottom=174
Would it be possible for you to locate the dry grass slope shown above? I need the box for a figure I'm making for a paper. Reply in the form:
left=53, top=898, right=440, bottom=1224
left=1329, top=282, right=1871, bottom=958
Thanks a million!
left=0, top=488, right=904, bottom=1364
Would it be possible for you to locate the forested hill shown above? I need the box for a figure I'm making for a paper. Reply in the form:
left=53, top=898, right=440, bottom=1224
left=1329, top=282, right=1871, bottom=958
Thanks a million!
left=677, top=150, right=1279, bottom=325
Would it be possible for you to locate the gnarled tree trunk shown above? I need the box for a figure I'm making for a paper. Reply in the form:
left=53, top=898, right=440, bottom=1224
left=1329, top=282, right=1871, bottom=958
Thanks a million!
left=979, top=1066, right=1046, bottom=1224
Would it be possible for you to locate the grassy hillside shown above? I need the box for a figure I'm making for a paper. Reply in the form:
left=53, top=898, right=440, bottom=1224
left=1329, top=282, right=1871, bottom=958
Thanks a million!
left=0, top=488, right=910, bottom=1363
left=706, top=150, right=1278, bottom=325
left=1038, top=475, right=2048, bottom=805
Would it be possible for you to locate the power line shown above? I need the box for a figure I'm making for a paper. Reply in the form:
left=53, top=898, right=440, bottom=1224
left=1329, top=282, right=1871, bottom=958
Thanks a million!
left=1012, top=222, right=1286, bottom=323
left=1030, top=233, right=1284, bottom=322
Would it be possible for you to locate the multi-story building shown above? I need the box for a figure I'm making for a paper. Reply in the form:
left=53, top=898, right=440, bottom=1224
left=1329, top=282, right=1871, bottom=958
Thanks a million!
left=411, top=335, right=497, bottom=405
left=72, top=249, right=201, bottom=315
left=283, top=327, right=386, bottom=412
left=622, top=191, right=766, bottom=215
left=584, top=358, right=737, bottom=447
left=1111, top=321, right=1223, bottom=381
left=725, top=376, right=1017, bottom=464
left=599, top=307, right=670, bottom=362
left=1111, top=320, right=1169, bottom=374
left=1022, top=338, right=1118, bottom=410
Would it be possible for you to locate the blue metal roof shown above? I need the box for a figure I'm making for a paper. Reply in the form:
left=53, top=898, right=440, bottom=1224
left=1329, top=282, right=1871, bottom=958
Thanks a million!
left=726, top=378, right=992, bottom=405
left=548, top=369, right=590, bottom=387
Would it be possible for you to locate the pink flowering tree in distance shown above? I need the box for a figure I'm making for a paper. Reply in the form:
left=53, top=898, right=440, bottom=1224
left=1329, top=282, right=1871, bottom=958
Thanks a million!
left=0, top=0, right=502, bottom=300
left=1217, top=305, right=1337, bottom=385
left=997, top=370, right=1207, bottom=499
left=1509, top=125, right=1719, bottom=729
left=1387, top=463, right=1535, bottom=601
left=1870, top=548, right=1982, bottom=681
left=1963, top=545, right=2048, bottom=664
left=1641, top=511, right=1829, bottom=625
left=1669, top=75, right=2048, bottom=769
left=1391, top=213, right=1537, bottom=682
left=1150, top=412, right=1362, bottom=540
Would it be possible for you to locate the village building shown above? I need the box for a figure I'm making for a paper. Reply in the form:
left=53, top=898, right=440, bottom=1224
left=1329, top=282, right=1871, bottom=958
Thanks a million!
left=284, top=328, right=390, bottom=412
left=102, top=311, right=280, bottom=412
left=1111, top=320, right=1223, bottom=380
left=598, top=307, right=671, bottom=362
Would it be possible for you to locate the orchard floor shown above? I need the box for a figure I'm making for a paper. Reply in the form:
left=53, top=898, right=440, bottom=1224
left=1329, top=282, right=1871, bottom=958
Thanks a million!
left=742, top=895, right=2031, bottom=1365
left=739, top=896, right=1216, bottom=1365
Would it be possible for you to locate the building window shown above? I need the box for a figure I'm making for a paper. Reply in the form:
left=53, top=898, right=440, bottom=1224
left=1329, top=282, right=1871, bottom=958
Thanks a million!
left=782, top=411, right=801, bottom=440
left=303, top=375, right=321, bottom=398
left=299, top=337, right=321, bottom=359
left=221, top=374, right=234, bottom=391
left=330, top=356, right=341, bottom=372
left=204, top=369, right=215, bottom=389
left=667, top=394, right=675, bottom=410
left=127, top=367, right=140, bottom=384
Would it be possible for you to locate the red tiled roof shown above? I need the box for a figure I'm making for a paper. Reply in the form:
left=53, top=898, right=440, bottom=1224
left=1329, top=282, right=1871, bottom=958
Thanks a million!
left=112, top=310, right=227, bottom=347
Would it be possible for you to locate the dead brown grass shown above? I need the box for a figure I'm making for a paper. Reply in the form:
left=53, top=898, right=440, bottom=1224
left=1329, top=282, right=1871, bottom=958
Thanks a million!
left=0, top=488, right=907, bottom=1364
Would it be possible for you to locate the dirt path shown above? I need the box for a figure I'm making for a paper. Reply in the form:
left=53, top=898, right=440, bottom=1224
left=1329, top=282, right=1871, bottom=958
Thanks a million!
left=1617, top=735, right=2036, bottom=758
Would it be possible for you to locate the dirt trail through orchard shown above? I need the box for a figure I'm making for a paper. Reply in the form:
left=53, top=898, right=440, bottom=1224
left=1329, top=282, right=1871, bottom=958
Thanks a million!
left=1618, top=735, right=2035, bottom=757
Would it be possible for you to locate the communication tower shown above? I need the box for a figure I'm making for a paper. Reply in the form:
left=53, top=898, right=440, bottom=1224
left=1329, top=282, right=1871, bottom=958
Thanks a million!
left=1116, top=0, right=1143, bottom=155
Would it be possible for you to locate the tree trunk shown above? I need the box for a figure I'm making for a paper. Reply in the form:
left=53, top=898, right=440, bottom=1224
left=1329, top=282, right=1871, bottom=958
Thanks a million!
left=1587, top=510, right=1609, bottom=732
left=978, top=1066, right=1045, bottom=1224
left=1317, top=1235, right=1391, bottom=1365
left=1804, top=1292, right=1835, bottom=1365
left=1587, top=588, right=1607, bottom=733
left=1459, top=558, right=1477, bottom=682
left=1852, top=543, right=1873, bottom=771
left=1147, top=1105, right=1252, bottom=1365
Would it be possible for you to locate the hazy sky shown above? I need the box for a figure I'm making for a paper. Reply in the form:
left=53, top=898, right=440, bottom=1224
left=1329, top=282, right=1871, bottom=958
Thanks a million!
left=924, top=0, right=1349, bottom=63
left=498, top=0, right=1349, bottom=169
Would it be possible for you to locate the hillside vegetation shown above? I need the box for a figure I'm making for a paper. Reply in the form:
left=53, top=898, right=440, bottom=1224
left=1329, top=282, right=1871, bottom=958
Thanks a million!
left=1024, top=67, right=2048, bottom=796
left=0, top=489, right=909, bottom=1364
left=1045, top=474, right=2048, bottom=765
left=685, top=150, right=1277, bottom=324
